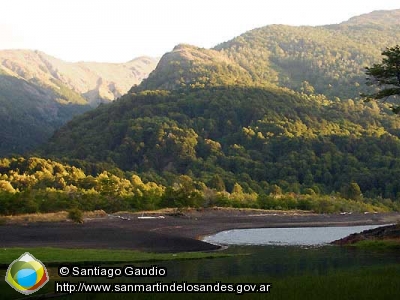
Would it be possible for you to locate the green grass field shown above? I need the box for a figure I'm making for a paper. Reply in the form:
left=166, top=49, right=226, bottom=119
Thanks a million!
left=0, top=247, right=231, bottom=267
left=348, top=239, right=400, bottom=250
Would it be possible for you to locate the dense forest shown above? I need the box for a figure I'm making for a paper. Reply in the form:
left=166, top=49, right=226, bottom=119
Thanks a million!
left=0, top=157, right=397, bottom=215
left=2, top=10, right=400, bottom=215
left=42, top=85, right=400, bottom=200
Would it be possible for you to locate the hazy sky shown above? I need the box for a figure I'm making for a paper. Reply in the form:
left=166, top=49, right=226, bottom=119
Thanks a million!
left=1, top=0, right=399, bottom=62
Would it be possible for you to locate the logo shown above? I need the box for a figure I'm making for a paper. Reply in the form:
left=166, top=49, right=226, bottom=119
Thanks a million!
left=5, top=252, right=49, bottom=295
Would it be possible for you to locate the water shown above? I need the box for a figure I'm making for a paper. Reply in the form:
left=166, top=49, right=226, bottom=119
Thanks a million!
left=147, top=225, right=399, bottom=282
left=203, top=225, right=388, bottom=246
left=154, top=244, right=400, bottom=282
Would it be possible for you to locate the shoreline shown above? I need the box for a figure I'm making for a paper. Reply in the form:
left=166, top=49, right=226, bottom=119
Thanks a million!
left=1, top=209, right=399, bottom=253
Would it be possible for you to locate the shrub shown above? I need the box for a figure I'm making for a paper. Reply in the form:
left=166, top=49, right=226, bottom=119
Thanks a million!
left=68, top=208, right=84, bottom=223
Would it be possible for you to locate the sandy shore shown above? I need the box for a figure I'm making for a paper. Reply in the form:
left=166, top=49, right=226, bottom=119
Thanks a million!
left=1, top=209, right=399, bottom=252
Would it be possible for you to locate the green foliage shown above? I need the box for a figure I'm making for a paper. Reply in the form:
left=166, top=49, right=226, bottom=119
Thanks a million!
left=215, top=16, right=400, bottom=100
left=364, top=45, right=400, bottom=113
left=208, top=174, right=226, bottom=192
left=350, top=239, right=400, bottom=250
left=341, top=182, right=363, bottom=201
left=0, top=156, right=395, bottom=215
left=4, top=11, right=400, bottom=214
left=68, top=208, right=84, bottom=223
left=160, top=175, right=203, bottom=208
left=136, top=44, right=253, bottom=92
left=2, top=11, right=400, bottom=157
left=40, top=83, right=400, bottom=201
left=131, top=11, right=400, bottom=101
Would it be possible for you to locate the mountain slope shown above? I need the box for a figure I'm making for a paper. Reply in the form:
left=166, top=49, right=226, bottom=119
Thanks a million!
left=136, top=44, right=252, bottom=91
left=214, top=9, right=400, bottom=99
left=342, top=9, right=400, bottom=27
left=0, top=50, right=158, bottom=155
left=43, top=85, right=400, bottom=198
left=43, top=9, right=400, bottom=199
left=135, top=10, right=400, bottom=99
left=0, top=50, right=158, bottom=105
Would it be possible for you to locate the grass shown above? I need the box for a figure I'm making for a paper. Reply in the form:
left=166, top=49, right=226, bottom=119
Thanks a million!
left=0, top=207, right=311, bottom=228
left=349, top=239, right=400, bottom=250
left=0, top=247, right=232, bottom=267
left=0, top=210, right=107, bottom=225
left=264, top=264, right=400, bottom=300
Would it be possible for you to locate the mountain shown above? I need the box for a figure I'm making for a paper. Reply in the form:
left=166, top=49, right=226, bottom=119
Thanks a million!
left=0, top=50, right=158, bottom=155
left=136, top=44, right=253, bottom=91
left=43, top=85, right=400, bottom=199
left=0, top=50, right=158, bottom=105
left=214, top=10, right=400, bottom=99
left=136, top=9, right=400, bottom=100
left=43, top=9, right=400, bottom=200
left=342, top=9, right=400, bottom=27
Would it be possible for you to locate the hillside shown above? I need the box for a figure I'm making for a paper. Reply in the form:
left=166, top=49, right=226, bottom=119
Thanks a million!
left=0, top=50, right=158, bottom=105
left=136, top=44, right=253, bottom=91
left=43, top=85, right=400, bottom=200
left=36, top=9, right=400, bottom=204
left=136, top=10, right=400, bottom=100
left=342, top=9, right=400, bottom=27
left=215, top=9, right=400, bottom=99
left=0, top=50, right=158, bottom=155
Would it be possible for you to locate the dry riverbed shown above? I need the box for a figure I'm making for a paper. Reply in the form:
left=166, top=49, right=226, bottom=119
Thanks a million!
left=1, top=208, right=399, bottom=252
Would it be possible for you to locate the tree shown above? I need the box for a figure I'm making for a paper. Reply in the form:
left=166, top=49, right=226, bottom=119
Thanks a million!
left=209, top=174, right=226, bottom=191
left=270, top=184, right=282, bottom=198
left=0, top=180, right=16, bottom=193
left=364, top=45, right=400, bottom=113
left=341, top=182, right=362, bottom=201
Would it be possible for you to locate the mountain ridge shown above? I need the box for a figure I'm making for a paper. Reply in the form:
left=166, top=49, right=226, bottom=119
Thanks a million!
left=0, top=50, right=158, bottom=105
left=0, top=49, right=158, bottom=155
left=136, top=9, right=400, bottom=100
left=341, top=9, right=400, bottom=27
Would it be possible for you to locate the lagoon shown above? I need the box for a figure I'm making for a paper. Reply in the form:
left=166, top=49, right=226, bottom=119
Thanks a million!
left=203, top=225, right=388, bottom=246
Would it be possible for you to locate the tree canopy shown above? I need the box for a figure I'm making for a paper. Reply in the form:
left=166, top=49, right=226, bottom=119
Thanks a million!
left=364, top=45, right=400, bottom=113
left=42, top=85, right=400, bottom=200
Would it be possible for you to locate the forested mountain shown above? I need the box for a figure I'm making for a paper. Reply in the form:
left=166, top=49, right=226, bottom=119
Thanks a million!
left=137, top=9, right=400, bottom=100
left=0, top=50, right=158, bottom=155
left=136, top=44, right=253, bottom=91
left=44, top=85, right=400, bottom=200
left=29, top=9, right=400, bottom=207
left=343, top=9, right=400, bottom=27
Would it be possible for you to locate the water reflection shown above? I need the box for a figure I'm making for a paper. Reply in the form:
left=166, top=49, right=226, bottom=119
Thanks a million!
left=155, top=245, right=400, bottom=281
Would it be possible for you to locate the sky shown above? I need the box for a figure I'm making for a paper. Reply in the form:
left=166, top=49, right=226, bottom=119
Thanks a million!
left=1, top=0, right=399, bottom=63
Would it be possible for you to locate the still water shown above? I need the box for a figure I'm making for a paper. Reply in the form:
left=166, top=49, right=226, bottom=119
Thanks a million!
left=202, top=225, right=388, bottom=246
left=157, top=244, right=400, bottom=282
left=154, top=225, right=399, bottom=281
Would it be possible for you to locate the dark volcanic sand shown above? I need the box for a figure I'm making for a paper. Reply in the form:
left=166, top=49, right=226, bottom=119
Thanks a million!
left=1, top=209, right=399, bottom=252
